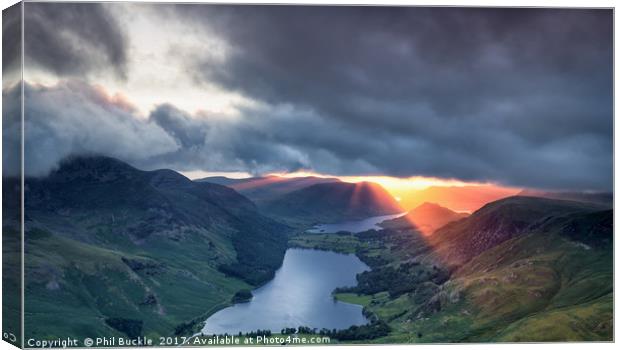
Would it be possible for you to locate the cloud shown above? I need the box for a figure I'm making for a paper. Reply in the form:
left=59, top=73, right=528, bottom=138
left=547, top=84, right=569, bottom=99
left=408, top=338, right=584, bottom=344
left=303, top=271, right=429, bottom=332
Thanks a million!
left=143, top=99, right=611, bottom=191
left=143, top=103, right=314, bottom=175
left=4, top=76, right=611, bottom=191
left=169, top=5, right=612, bottom=190
left=2, top=81, right=179, bottom=177
left=149, top=104, right=208, bottom=149
left=8, top=5, right=612, bottom=192
left=23, top=2, right=128, bottom=79
left=2, top=2, right=21, bottom=80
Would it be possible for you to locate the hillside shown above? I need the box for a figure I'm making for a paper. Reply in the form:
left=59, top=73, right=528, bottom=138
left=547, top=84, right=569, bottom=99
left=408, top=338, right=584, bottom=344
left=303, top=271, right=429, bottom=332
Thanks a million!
left=379, top=197, right=613, bottom=342
left=18, top=156, right=288, bottom=339
left=380, top=202, right=468, bottom=235
left=425, top=196, right=607, bottom=269
left=291, top=196, right=613, bottom=342
left=264, top=181, right=402, bottom=224
left=398, top=208, right=613, bottom=342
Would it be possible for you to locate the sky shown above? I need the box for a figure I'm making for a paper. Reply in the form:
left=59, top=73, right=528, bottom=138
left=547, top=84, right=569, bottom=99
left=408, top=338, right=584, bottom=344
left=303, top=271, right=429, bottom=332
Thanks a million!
left=2, top=3, right=613, bottom=192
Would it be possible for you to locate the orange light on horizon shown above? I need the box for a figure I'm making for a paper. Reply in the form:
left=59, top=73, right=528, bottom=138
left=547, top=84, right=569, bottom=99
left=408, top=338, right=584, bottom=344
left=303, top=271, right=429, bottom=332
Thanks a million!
left=337, top=175, right=489, bottom=190
left=265, top=172, right=518, bottom=206
left=267, top=172, right=491, bottom=189
left=189, top=169, right=521, bottom=213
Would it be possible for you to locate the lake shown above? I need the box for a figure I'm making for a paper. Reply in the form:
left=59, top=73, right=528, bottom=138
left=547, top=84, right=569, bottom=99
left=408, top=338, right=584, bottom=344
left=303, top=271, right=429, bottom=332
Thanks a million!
left=201, top=248, right=370, bottom=335
left=306, top=212, right=406, bottom=234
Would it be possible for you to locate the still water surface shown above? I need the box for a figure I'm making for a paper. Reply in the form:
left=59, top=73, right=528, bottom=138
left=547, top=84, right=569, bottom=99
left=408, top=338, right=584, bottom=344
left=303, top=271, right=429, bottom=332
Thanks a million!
left=201, top=248, right=369, bottom=335
left=306, top=213, right=406, bottom=234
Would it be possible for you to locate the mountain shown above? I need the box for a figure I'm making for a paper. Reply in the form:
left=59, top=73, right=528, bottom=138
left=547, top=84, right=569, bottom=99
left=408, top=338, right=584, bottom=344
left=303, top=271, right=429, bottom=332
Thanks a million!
left=263, top=181, right=402, bottom=224
left=18, top=156, right=288, bottom=339
left=381, top=202, right=468, bottom=235
left=425, top=196, right=608, bottom=269
left=196, top=176, right=246, bottom=186
left=427, top=206, right=613, bottom=341
left=397, top=185, right=520, bottom=212
left=395, top=206, right=613, bottom=342
left=197, top=175, right=341, bottom=205
left=315, top=195, right=613, bottom=342
left=518, top=189, right=613, bottom=207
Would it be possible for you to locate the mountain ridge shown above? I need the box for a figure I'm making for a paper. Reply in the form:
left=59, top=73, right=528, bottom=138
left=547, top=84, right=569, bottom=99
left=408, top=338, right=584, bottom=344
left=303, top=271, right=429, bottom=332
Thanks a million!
left=381, top=202, right=468, bottom=235
left=424, top=195, right=609, bottom=268
left=264, top=181, right=403, bottom=224
left=18, top=155, right=289, bottom=339
left=197, top=175, right=341, bottom=205
left=517, top=189, right=612, bottom=207
left=313, top=195, right=613, bottom=342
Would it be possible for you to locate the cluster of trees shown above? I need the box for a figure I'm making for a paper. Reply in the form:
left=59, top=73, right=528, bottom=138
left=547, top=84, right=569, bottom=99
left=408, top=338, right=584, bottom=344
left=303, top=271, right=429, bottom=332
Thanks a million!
left=174, top=318, right=199, bottom=336
left=276, top=321, right=389, bottom=340
left=327, top=320, right=390, bottom=340
left=281, top=327, right=302, bottom=334
left=218, top=218, right=289, bottom=285
left=335, top=262, right=448, bottom=298
left=356, top=229, right=384, bottom=240
left=104, top=317, right=143, bottom=338
left=335, top=230, right=352, bottom=236
left=231, top=289, right=253, bottom=303
left=236, top=329, right=272, bottom=337
left=357, top=228, right=434, bottom=263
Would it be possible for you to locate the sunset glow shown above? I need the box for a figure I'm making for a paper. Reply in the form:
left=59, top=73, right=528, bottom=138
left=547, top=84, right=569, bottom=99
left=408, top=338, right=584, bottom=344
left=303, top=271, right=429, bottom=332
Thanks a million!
left=271, top=171, right=485, bottom=189
left=180, top=170, right=522, bottom=212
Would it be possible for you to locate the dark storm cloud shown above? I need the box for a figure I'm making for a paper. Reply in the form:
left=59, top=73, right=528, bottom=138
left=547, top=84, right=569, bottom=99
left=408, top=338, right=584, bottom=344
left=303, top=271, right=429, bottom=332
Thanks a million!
left=4, top=82, right=316, bottom=177
left=2, top=2, right=21, bottom=76
left=143, top=100, right=610, bottom=191
left=12, top=5, right=612, bottom=191
left=150, top=104, right=208, bottom=149
left=169, top=5, right=612, bottom=190
left=143, top=104, right=314, bottom=175
left=23, top=2, right=127, bottom=78
left=9, top=78, right=610, bottom=192
left=2, top=82, right=179, bottom=177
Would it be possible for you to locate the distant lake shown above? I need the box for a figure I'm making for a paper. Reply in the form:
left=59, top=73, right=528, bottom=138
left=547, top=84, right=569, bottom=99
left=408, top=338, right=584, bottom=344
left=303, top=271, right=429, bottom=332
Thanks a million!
left=201, top=249, right=369, bottom=335
left=307, top=213, right=406, bottom=234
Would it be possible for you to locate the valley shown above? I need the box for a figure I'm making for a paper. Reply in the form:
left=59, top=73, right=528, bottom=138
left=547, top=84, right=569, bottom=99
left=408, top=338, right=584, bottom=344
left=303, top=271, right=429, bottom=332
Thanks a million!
left=10, top=156, right=613, bottom=344
left=288, top=197, right=613, bottom=342
left=15, top=156, right=288, bottom=340
left=2, top=4, right=612, bottom=347
left=200, top=248, right=369, bottom=335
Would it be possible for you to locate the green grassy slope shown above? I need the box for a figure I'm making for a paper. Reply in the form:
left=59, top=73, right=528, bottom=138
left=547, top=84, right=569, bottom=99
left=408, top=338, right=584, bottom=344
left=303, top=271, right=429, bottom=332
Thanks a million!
left=24, top=228, right=249, bottom=339
left=2, top=177, right=23, bottom=344
left=290, top=196, right=613, bottom=343
left=387, top=229, right=612, bottom=342
left=388, top=200, right=612, bottom=342
left=2, top=227, right=21, bottom=343
left=19, top=156, right=288, bottom=340
left=424, top=196, right=607, bottom=269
